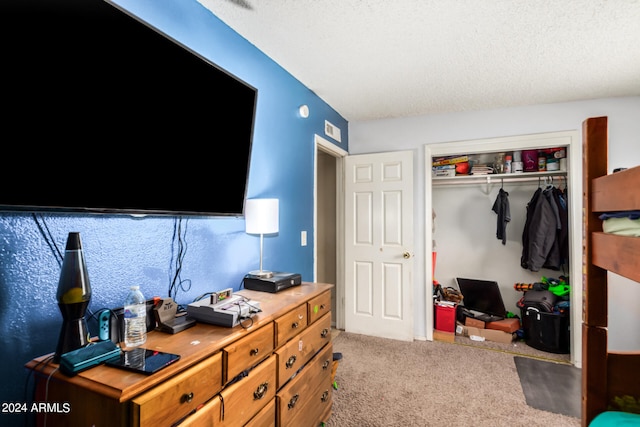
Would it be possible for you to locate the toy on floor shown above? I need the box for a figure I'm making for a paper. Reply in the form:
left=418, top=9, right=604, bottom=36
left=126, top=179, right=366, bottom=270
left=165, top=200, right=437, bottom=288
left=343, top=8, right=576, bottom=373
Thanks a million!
left=332, top=352, right=342, bottom=390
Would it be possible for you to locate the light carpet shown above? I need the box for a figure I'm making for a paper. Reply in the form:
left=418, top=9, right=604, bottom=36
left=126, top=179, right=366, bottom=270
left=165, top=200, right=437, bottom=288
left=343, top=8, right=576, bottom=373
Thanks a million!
left=326, top=331, right=580, bottom=427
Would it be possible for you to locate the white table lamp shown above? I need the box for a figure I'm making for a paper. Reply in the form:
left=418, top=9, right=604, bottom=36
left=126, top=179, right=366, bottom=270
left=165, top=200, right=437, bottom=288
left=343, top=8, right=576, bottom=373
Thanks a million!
left=245, top=198, right=279, bottom=278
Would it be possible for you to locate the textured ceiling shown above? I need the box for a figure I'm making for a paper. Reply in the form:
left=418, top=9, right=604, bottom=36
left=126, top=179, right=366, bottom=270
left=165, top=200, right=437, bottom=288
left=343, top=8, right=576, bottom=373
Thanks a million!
left=198, top=0, right=640, bottom=121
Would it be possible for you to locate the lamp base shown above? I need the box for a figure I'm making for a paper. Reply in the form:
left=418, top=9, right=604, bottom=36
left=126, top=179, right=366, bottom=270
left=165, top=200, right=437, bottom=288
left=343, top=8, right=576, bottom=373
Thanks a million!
left=54, top=317, right=90, bottom=363
left=248, top=270, right=274, bottom=279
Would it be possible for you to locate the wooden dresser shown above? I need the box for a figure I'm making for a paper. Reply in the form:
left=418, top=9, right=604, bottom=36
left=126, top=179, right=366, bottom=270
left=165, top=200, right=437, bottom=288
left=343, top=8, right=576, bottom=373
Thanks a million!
left=26, top=282, right=334, bottom=427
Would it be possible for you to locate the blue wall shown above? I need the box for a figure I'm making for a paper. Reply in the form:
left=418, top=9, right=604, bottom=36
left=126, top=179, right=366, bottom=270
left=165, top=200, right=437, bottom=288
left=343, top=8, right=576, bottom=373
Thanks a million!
left=0, top=1, right=347, bottom=423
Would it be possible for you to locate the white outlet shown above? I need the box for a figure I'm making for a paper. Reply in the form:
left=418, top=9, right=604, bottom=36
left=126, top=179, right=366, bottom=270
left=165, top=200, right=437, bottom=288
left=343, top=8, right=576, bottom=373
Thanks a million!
left=301, top=231, right=307, bottom=246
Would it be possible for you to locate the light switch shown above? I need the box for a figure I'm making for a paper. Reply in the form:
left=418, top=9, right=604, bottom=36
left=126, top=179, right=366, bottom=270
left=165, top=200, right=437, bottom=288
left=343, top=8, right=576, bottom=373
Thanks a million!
left=301, top=231, right=307, bottom=246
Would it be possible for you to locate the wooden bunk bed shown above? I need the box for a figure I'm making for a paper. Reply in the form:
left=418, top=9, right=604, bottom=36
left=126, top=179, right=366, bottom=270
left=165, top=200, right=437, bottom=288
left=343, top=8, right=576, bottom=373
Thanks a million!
left=582, top=116, right=640, bottom=426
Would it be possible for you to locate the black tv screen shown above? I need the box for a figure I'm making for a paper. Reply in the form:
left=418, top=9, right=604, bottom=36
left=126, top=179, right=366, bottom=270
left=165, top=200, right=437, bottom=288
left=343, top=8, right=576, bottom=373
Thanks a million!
left=1, top=0, right=256, bottom=217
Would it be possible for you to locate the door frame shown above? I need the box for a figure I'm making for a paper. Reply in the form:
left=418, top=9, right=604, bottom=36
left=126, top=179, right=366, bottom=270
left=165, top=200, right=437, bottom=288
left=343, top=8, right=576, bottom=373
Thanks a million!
left=424, top=130, right=582, bottom=367
left=314, top=134, right=347, bottom=330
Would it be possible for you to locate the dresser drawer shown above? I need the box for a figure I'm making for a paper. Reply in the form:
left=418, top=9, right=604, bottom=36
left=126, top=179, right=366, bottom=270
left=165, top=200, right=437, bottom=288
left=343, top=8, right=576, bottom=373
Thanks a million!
left=218, top=355, right=277, bottom=427
left=245, top=397, right=276, bottom=427
left=274, top=303, right=308, bottom=347
left=307, top=290, right=331, bottom=325
left=301, top=342, right=333, bottom=387
left=275, top=313, right=332, bottom=388
left=224, top=323, right=274, bottom=384
left=132, top=352, right=223, bottom=427
left=176, top=396, right=219, bottom=427
left=286, top=381, right=332, bottom=427
left=178, top=357, right=276, bottom=427
left=276, top=343, right=333, bottom=427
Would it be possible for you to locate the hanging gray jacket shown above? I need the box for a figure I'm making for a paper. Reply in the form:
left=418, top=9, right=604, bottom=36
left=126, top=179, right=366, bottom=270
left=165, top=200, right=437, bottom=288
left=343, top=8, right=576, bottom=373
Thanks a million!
left=522, top=187, right=560, bottom=271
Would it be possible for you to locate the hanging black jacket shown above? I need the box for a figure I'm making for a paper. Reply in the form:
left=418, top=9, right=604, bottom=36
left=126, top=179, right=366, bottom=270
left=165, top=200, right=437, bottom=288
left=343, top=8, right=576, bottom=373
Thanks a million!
left=522, top=187, right=560, bottom=271
left=492, top=188, right=510, bottom=245
left=542, top=187, right=568, bottom=270
left=521, top=188, right=540, bottom=269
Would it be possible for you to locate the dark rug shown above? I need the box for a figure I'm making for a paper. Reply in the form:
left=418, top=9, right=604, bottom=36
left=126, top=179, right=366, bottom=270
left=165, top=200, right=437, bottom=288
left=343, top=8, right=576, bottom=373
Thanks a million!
left=514, top=356, right=581, bottom=419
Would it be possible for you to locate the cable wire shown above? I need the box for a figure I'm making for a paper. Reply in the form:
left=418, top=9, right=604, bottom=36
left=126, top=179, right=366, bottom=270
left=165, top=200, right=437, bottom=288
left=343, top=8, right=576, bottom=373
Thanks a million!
left=31, top=213, right=63, bottom=266
left=168, top=217, right=191, bottom=306
left=42, top=365, right=60, bottom=427
left=24, top=355, right=55, bottom=427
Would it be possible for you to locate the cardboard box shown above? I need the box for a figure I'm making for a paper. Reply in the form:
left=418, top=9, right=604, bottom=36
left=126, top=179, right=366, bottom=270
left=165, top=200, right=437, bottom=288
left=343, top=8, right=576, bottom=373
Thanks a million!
left=432, top=168, right=456, bottom=177
left=433, top=329, right=455, bottom=343
left=434, top=303, right=457, bottom=333
left=486, top=318, right=520, bottom=333
left=464, top=317, right=486, bottom=329
left=456, top=323, right=515, bottom=344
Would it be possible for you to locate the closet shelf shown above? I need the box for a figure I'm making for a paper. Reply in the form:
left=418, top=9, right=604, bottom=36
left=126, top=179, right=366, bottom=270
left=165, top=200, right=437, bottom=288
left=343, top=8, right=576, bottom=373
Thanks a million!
left=432, top=170, right=566, bottom=186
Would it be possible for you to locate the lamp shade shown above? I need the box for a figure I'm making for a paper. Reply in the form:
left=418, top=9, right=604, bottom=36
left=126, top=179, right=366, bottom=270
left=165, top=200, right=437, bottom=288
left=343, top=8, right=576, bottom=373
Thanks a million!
left=245, top=199, right=279, bottom=234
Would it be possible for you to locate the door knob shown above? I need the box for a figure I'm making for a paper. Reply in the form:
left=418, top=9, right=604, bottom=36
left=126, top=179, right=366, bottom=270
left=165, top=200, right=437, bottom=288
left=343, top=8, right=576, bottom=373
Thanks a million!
left=403, top=251, right=411, bottom=259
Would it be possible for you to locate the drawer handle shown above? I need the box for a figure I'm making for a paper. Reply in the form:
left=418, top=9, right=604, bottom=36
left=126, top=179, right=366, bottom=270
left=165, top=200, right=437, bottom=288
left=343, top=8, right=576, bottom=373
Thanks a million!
left=321, top=328, right=330, bottom=338
left=181, top=392, right=194, bottom=404
left=286, top=355, right=297, bottom=369
left=288, top=393, right=299, bottom=410
left=322, top=359, right=330, bottom=370
left=321, top=390, right=329, bottom=402
left=291, top=321, right=299, bottom=329
left=320, top=304, right=326, bottom=310
left=250, top=348, right=259, bottom=356
left=253, top=382, right=269, bottom=400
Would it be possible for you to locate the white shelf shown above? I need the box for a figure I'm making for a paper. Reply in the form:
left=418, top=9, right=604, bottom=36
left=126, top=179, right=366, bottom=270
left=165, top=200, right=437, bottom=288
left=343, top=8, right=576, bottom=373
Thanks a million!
left=432, top=170, right=566, bottom=186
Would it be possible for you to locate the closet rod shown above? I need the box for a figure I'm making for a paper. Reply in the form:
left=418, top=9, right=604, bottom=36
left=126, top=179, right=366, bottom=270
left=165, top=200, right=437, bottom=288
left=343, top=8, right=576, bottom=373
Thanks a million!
left=432, top=172, right=566, bottom=187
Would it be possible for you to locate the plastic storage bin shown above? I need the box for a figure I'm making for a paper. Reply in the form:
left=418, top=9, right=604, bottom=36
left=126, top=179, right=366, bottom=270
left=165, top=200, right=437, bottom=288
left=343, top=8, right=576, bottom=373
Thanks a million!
left=521, top=307, right=570, bottom=353
left=434, top=304, right=457, bottom=333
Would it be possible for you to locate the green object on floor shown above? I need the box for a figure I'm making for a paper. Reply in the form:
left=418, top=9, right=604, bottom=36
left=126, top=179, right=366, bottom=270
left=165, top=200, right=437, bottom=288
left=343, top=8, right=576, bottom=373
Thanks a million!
left=333, top=380, right=339, bottom=390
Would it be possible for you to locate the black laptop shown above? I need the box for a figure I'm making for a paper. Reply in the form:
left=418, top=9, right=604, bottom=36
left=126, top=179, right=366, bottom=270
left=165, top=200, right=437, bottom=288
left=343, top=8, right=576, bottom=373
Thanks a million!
left=455, top=277, right=507, bottom=322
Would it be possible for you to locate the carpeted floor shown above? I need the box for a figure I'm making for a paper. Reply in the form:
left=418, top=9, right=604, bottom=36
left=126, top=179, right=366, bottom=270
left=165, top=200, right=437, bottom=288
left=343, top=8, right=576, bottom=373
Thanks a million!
left=453, top=333, right=572, bottom=364
left=326, top=331, right=580, bottom=426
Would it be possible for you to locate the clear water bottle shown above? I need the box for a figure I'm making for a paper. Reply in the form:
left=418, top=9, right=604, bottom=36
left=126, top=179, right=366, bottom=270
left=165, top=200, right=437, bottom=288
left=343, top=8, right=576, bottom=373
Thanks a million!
left=123, top=285, right=147, bottom=347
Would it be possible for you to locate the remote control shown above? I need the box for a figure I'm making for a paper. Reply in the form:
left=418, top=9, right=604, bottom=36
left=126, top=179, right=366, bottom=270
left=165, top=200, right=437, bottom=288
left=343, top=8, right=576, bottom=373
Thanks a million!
left=98, top=310, right=110, bottom=341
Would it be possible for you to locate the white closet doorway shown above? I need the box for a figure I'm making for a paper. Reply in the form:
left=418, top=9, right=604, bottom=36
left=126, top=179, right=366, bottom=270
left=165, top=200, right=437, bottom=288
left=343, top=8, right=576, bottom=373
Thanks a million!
left=424, top=130, right=582, bottom=368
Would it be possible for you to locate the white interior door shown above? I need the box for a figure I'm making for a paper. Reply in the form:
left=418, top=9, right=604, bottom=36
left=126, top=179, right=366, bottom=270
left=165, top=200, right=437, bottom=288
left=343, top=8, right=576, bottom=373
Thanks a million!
left=344, top=150, right=414, bottom=341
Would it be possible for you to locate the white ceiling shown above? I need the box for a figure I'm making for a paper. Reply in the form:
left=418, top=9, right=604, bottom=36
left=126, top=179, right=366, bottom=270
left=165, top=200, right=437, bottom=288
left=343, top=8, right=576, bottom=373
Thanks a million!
left=198, top=0, right=640, bottom=122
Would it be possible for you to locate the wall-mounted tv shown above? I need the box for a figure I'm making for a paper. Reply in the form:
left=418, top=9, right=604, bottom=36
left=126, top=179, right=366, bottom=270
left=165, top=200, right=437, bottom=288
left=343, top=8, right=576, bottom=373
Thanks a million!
left=1, top=0, right=256, bottom=217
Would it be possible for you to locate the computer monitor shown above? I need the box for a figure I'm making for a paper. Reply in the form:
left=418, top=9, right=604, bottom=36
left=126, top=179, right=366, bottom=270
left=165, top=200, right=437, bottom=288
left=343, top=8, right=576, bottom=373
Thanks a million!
left=456, top=278, right=507, bottom=320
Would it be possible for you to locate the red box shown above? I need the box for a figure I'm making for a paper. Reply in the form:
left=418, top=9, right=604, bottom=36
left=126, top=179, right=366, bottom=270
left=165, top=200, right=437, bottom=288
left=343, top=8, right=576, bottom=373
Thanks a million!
left=434, top=304, right=457, bottom=333
left=465, top=317, right=486, bottom=329
left=486, top=318, right=520, bottom=333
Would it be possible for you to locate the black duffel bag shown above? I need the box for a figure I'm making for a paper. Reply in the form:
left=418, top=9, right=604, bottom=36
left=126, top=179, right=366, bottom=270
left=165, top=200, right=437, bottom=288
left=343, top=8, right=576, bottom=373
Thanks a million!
left=520, top=289, right=557, bottom=312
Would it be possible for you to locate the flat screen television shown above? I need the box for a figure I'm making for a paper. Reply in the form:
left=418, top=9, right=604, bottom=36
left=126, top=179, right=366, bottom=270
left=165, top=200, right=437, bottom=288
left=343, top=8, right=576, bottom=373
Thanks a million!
left=0, top=0, right=257, bottom=217
left=455, top=277, right=508, bottom=319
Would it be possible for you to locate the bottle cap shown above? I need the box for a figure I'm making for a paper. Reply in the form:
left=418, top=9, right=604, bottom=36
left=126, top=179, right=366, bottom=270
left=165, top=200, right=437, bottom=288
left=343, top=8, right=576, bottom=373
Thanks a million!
left=131, top=285, right=140, bottom=290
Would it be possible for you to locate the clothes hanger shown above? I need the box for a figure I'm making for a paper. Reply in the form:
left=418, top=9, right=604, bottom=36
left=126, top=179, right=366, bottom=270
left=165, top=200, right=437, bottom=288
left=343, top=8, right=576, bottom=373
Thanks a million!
left=544, top=176, right=554, bottom=191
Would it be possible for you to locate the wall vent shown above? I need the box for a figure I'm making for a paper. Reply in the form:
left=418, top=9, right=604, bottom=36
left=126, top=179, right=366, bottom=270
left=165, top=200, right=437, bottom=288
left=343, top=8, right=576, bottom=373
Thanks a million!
left=324, top=120, right=342, bottom=143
